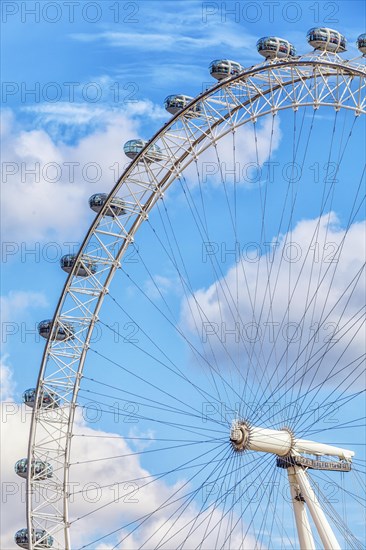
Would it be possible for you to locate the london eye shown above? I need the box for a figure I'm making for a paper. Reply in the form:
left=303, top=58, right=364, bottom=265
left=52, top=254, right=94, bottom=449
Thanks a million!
left=16, top=28, right=366, bottom=549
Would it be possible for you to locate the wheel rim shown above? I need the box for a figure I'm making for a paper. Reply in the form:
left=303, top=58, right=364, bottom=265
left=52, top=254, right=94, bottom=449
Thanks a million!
left=25, top=55, right=366, bottom=549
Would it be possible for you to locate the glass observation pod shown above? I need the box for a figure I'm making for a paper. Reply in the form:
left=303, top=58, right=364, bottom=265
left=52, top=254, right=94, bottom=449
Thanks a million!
left=257, top=37, right=296, bottom=59
left=89, top=193, right=126, bottom=216
left=15, top=528, right=54, bottom=549
left=123, top=139, right=163, bottom=162
left=22, top=388, right=60, bottom=409
left=307, top=27, right=347, bottom=53
left=14, top=458, right=53, bottom=480
left=60, top=254, right=97, bottom=277
left=164, top=95, right=202, bottom=116
left=357, top=33, right=366, bottom=54
left=38, top=319, right=75, bottom=341
left=209, top=59, right=243, bottom=80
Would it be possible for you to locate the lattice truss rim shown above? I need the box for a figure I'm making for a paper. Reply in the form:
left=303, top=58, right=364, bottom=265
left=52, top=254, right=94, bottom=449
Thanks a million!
left=26, top=56, right=366, bottom=548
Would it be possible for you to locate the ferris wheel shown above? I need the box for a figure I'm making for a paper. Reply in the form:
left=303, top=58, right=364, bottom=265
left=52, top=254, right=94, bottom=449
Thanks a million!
left=15, top=27, right=366, bottom=549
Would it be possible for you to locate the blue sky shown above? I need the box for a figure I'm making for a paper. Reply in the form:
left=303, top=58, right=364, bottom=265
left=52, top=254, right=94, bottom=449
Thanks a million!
left=1, top=1, right=365, bottom=548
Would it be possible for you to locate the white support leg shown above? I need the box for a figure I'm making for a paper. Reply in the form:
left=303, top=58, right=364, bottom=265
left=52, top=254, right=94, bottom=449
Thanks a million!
left=229, top=420, right=353, bottom=549
left=294, top=467, right=341, bottom=550
left=287, top=467, right=315, bottom=550
left=230, top=421, right=354, bottom=461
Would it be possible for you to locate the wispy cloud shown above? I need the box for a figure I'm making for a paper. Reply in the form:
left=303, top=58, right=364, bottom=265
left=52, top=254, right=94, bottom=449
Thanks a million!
left=1, top=106, right=141, bottom=241
left=22, top=100, right=167, bottom=127
left=0, top=290, right=48, bottom=324
left=70, top=28, right=257, bottom=54
left=0, top=354, right=16, bottom=401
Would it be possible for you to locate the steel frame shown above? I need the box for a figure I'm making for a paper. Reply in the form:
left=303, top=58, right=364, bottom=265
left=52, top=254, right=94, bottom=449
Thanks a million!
left=25, top=55, right=365, bottom=549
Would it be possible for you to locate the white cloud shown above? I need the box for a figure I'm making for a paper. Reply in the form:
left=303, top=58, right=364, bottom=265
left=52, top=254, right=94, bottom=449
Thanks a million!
left=1, top=100, right=280, bottom=247
left=181, top=213, right=366, bottom=392
left=0, top=108, right=15, bottom=137
left=70, top=28, right=257, bottom=54
left=0, top=290, right=48, bottom=325
left=0, top=364, right=259, bottom=550
left=144, top=273, right=181, bottom=300
left=0, top=104, right=151, bottom=242
left=14, top=128, right=63, bottom=166
left=1, top=395, right=32, bottom=547
left=180, top=114, right=282, bottom=188
left=128, top=426, right=156, bottom=451
left=23, top=103, right=114, bottom=126
left=0, top=354, right=16, bottom=401
left=22, top=100, right=167, bottom=126
left=0, top=290, right=48, bottom=358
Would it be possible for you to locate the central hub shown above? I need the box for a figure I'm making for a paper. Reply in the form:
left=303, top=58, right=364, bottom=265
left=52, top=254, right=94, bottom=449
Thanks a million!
left=230, top=420, right=250, bottom=452
left=229, top=419, right=294, bottom=456
left=229, top=420, right=354, bottom=463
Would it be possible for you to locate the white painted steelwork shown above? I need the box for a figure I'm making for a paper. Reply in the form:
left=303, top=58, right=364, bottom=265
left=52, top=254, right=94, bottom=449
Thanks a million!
left=23, top=42, right=365, bottom=549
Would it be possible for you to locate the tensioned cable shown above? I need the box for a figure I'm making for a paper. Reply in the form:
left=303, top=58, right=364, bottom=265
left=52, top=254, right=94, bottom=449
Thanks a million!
left=74, top=440, right=230, bottom=539
left=307, top=472, right=364, bottom=549
left=287, top=108, right=344, bottom=412
left=95, top=316, right=235, bottom=419
left=251, top=256, right=365, bottom=424
left=247, top=113, right=360, bottom=417
left=76, top=397, right=227, bottom=439
left=106, top=448, right=269, bottom=549
left=289, top=136, right=364, bottom=422
left=78, top=377, right=226, bottom=427
left=146, top=446, right=236, bottom=549
left=189, top=454, right=275, bottom=549
left=291, top=106, right=352, bottom=409
left=154, top=194, right=236, bottom=408
left=243, top=106, right=317, bottom=410
left=173, top=161, right=277, bottom=403
left=155, top=452, right=275, bottom=550
left=263, top=299, right=366, bottom=428
left=259, top=303, right=366, bottom=430
left=93, top=108, right=362, bottom=548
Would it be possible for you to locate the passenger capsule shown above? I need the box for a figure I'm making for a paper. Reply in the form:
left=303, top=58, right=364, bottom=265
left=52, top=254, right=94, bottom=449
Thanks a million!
left=60, top=254, right=97, bottom=277
left=22, top=388, right=60, bottom=409
left=38, top=319, right=74, bottom=341
left=164, top=95, right=202, bottom=116
left=209, top=59, right=242, bottom=80
left=357, top=33, right=366, bottom=55
left=15, top=529, right=53, bottom=549
left=257, top=37, right=296, bottom=59
left=123, top=139, right=163, bottom=162
left=307, top=27, right=347, bottom=53
left=89, top=193, right=126, bottom=216
left=15, top=458, right=53, bottom=480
